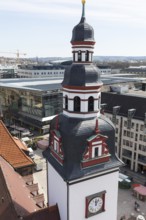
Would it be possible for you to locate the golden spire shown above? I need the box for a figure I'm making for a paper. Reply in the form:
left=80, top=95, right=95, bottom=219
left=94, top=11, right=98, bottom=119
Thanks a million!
left=81, top=0, right=86, bottom=18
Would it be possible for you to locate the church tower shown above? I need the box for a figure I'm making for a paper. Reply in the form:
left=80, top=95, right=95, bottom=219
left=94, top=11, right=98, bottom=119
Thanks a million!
left=43, top=1, right=122, bottom=220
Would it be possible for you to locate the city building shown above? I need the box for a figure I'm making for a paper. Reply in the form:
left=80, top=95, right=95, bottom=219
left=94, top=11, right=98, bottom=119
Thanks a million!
left=0, top=74, right=142, bottom=133
left=0, top=78, right=63, bottom=134
left=43, top=1, right=122, bottom=220
left=121, top=66, right=146, bottom=77
left=97, top=65, right=111, bottom=75
left=101, top=86, right=146, bottom=173
left=17, top=64, right=65, bottom=78
left=0, top=65, right=16, bottom=78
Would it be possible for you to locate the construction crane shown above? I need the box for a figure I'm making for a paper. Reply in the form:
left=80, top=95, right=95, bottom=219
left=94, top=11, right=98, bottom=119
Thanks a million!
left=0, top=50, right=27, bottom=65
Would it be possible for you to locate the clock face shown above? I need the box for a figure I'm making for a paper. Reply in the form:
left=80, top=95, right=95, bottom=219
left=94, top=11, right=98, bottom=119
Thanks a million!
left=85, top=191, right=106, bottom=218
left=88, top=197, right=103, bottom=213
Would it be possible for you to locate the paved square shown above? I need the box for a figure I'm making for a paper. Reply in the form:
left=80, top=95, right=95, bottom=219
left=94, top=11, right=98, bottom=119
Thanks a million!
left=118, top=188, right=146, bottom=220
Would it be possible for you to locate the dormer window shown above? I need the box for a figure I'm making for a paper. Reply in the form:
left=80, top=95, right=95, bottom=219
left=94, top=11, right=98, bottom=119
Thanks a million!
left=82, top=134, right=110, bottom=168
left=74, top=96, right=81, bottom=112
left=88, top=96, right=94, bottom=112
left=49, top=130, right=64, bottom=165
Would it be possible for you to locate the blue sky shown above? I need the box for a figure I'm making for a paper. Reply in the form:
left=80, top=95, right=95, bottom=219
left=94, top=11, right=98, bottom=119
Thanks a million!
left=1, top=0, right=146, bottom=58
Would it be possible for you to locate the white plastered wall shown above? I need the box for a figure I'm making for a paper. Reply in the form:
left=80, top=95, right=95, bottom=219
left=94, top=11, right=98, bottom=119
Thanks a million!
left=48, top=163, right=67, bottom=220
left=68, top=171, right=119, bottom=220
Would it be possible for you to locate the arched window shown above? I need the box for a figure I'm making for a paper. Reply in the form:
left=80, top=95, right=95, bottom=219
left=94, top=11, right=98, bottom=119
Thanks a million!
left=73, top=52, right=75, bottom=62
left=78, top=51, right=81, bottom=62
left=74, top=96, right=81, bottom=112
left=88, top=96, right=94, bottom=112
left=85, top=50, right=89, bottom=62
left=65, top=96, right=68, bottom=110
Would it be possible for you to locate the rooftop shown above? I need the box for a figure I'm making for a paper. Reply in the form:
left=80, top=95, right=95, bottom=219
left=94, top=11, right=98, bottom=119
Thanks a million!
left=18, top=64, right=64, bottom=70
left=0, top=120, right=34, bottom=169
left=101, top=90, right=146, bottom=120
left=0, top=74, right=142, bottom=92
left=0, top=156, right=38, bottom=217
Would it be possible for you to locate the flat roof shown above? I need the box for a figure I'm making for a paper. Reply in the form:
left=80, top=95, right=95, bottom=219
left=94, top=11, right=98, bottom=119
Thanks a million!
left=0, top=77, right=63, bottom=92
left=0, top=75, right=142, bottom=92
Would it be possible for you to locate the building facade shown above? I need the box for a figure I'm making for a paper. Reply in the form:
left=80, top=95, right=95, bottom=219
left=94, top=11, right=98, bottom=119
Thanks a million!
left=0, top=78, right=62, bottom=134
left=102, top=90, right=146, bottom=173
left=17, top=64, right=65, bottom=78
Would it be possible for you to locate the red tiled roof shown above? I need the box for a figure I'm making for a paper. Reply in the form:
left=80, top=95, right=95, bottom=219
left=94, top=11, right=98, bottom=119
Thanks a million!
left=0, top=156, right=39, bottom=217
left=0, top=120, right=34, bottom=169
left=13, top=136, right=29, bottom=151
left=24, top=205, right=60, bottom=220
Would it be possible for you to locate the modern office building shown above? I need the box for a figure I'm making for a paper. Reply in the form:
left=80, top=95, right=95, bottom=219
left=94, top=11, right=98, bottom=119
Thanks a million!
left=0, top=78, right=63, bottom=134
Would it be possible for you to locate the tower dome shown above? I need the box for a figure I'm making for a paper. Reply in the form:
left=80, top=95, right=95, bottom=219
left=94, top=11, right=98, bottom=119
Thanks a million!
left=71, top=1, right=94, bottom=43
left=71, top=17, right=94, bottom=43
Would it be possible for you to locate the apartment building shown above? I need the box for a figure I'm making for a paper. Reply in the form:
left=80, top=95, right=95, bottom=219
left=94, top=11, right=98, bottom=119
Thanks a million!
left=102, top=88, right=146, bottom=173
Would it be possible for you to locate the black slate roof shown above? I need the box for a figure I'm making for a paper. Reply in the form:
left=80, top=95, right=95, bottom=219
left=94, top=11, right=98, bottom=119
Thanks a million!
left=43, top=114, right=122, bottom=181
left=71, top=17, right=94, bottom=43
left=101, top=92, right=146, bottom=120
left=62, top=64, right=102, bottom=87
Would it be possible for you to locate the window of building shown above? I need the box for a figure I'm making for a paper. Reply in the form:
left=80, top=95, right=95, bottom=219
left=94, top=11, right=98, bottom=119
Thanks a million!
left=135, top=133, right=138, bottom=141
left=140, top=124, right=144, bottom=131
left=92, top=145, right=102, bottom=158
left=88, top=96, right=94, bottom=112
left=78, top=51, right=81, bottom=62
left=54, top=139, right=59, bottom=152
left=139, top=134, right=143, bottom=141
left=65, top=96, right=68, bottom=110
left=85, top=50, right=89, bottom=62
left=124, top=121, right=127, bottom=127
left=74, top=96, right=81, bottom=112
left=73, top=52, right=75, bottom=62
